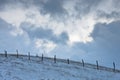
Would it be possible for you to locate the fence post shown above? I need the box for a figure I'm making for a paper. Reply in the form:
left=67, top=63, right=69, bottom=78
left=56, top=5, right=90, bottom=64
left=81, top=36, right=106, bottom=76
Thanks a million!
left=4, top=50, right=7, bottom=57
left=16, top=49, right=18, bottom=58
left=41, top=54, right=43, bottom=61
left=67, top=59, right=69, bottom=64
left=82, top=59, right=84, bottom=67
left=54, top=55, right=56, bottom=63
left=113, top=62, right=115, bottom=72
left=28, top=52, right=30, bottom=60
left=96, top=60, right=99, bottom=70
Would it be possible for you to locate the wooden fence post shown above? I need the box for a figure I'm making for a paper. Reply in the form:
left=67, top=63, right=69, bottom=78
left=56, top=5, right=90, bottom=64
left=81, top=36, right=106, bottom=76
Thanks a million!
left=113, top=62, right=115, bottom=72
left=41, top=54, right=43, bottom=61
left=4, top=50, right=7, bottom=57
left=28, top=52, right=30, bottom=60
left=96, top=60, right=99, bottom=70
left=16, top=49, right=18, bottom=58
left=54, top=55, right=56, bottom=63
left=82, top=59, right=84, bottom=67
left=67, top=59, right=69, bottom=64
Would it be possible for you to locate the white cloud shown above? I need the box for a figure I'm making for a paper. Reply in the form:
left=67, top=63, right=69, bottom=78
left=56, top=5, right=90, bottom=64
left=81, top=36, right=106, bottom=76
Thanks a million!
left=0, top=0, right=95, bottom=45
left=0, top=0, right=120, bottom=46
left=0, top=8, right=26, bottom=27
left=35, top=38, right=56, bottom=53
left=9, top=28, right=23, bottom=36
left=97, top=0, right=119, bottom=14
left=0, top=8, right=26, bottom=36
left=25, top=8, right=51, bottom=28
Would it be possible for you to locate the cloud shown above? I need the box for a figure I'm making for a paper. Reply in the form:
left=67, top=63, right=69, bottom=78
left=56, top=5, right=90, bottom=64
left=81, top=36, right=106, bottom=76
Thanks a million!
left=34, top=38, right=56, bottom=53
left=96, top=10, right=120, bottom=20
left=81, top=20, right=120, bottom=67
left=91, top=20, right=120, bottom=53
left=21, top=22, right=69, bottom=45
left=1, top=0, right=120, bottom=44
left=40, top=0, right=66, bottom=16
left=0, top=0, right=120, bottom=45
left=0, top=18, right=31, bottom=53
left=0, top=8, right=26, bottom=27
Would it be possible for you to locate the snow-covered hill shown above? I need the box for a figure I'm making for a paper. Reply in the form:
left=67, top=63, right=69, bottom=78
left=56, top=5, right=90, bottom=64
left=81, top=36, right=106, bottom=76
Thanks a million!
left=0, top=54, right=120, bottom=80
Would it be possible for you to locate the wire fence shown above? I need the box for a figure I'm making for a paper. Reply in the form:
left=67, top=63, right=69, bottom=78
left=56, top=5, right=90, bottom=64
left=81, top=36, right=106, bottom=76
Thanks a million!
left=0, top=50, right=120, bottom=73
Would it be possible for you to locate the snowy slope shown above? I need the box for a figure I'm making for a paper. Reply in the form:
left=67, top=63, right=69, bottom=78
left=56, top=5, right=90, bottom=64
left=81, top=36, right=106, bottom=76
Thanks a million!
left=0, top=54, right=120, bottom=80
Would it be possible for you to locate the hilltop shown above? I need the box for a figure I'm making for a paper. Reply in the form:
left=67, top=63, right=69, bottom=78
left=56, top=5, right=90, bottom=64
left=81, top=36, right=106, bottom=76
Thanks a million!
left=0, top=54, right=120, bottom=80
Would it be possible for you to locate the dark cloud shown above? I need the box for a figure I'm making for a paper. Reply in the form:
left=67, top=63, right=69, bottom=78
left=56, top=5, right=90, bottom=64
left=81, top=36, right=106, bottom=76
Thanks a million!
left=74, top=0, right=102, bottom=16
left=0, top=0, right=9, bottom=10
left=0, top=0, right=67, bottom=23
left=21, top=22, right=69, bottom=44
left=113, top=0, right=120, bottom=8
left=1, top=0, right=119, bottom=21
left=0, top=0, right=66, bottom=16
left=96, top=10, right=120, bottom=19
left=0, top=0, right=36, bottom=10
left=40, top=0, right=66, bottom=15
left=85, top=21, right=120, bottom=66
left=91, top=21, right=120, bottom=53
left=0, top=0, right=103, bottom=18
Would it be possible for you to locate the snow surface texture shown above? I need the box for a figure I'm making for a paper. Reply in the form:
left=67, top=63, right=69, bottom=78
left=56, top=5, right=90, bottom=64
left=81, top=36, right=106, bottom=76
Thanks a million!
left=0, top=54, right=120, bottom=80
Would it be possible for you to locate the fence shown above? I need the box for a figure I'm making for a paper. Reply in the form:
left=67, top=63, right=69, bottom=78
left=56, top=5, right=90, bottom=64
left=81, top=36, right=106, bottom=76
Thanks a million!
left=0, top=50, right=120, bottom=73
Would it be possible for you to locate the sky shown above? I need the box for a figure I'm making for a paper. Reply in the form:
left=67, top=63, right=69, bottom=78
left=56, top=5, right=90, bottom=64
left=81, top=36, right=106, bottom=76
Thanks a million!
left=0, top=0, right=120, bottom=69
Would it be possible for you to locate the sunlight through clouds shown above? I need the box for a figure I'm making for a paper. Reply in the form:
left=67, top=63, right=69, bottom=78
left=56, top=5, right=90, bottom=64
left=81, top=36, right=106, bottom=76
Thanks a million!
left=0, top=0, right=119, bottom=44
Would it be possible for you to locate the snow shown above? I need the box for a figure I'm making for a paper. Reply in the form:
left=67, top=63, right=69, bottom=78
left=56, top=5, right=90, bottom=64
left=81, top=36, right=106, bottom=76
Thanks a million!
left=0, top=54, right=120, bottom=80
